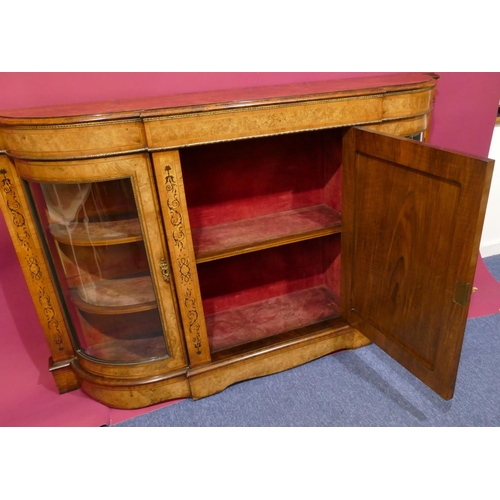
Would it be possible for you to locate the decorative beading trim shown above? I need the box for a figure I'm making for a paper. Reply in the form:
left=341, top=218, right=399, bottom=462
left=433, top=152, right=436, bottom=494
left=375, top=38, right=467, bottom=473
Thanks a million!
left=7, top=118, right=142, bottom=130
left=6, top=148, right=148, bottom=162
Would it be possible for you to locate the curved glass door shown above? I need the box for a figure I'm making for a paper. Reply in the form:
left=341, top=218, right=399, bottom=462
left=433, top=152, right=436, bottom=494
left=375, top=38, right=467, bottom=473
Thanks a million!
left=30, top=178, right=169, bottom=363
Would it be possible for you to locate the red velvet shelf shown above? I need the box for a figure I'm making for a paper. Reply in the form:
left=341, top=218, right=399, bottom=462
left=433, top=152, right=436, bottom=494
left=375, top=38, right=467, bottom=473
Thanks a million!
left=193, top=204, right=341, bottom=263
left=206, top=285, right=339, bottom=352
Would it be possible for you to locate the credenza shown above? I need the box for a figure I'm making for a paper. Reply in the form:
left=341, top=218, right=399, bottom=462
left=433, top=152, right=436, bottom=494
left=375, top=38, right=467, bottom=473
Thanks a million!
left=0, top=73, right=494, bottom=408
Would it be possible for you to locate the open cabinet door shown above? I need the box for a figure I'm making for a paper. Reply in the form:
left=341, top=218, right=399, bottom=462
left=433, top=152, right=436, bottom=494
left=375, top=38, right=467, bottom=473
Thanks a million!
left=341, top=127, right=494, bottom=400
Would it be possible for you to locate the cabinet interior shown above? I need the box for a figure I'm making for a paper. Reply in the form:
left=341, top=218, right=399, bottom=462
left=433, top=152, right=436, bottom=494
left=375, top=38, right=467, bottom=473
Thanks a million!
left=179, top=128, right=345, bottom=353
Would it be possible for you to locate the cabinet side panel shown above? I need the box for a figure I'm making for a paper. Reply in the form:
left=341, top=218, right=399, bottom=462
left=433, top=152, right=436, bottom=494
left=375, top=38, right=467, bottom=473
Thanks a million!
left=151, top=150, right=211, bottom=366
left=0, top=156, right=77, bottom=363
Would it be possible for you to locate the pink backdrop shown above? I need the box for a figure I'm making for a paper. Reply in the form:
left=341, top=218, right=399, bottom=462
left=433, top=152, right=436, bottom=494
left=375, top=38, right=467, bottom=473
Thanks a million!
left=0, top=72, right=499, bottom=426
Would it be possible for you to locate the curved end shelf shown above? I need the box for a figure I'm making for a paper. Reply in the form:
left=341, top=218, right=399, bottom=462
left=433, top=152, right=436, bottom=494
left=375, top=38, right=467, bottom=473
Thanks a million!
left=49, top=218, right=143, bottom=246
left=70, top=275, right=157, bottom=315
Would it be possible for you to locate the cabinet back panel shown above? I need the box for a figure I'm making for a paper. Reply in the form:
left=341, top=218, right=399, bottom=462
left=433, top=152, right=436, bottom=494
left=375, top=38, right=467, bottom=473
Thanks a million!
left=179, top=129, right=344, bottom=228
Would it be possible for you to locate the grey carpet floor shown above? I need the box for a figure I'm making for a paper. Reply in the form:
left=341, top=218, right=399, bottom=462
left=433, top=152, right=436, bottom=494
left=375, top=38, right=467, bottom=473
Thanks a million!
left=115, top=314, right=500, bottom=426
left=114, top=255, right=500, bottom=427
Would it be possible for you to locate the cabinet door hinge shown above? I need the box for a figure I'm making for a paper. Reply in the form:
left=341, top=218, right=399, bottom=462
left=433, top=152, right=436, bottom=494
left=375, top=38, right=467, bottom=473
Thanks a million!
left=453, top=280, right=470, bottom=307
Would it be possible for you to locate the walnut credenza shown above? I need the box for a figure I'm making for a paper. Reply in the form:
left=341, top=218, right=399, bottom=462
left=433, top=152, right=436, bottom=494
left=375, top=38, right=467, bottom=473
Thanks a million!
left=0, top=73, right=494, bottom=408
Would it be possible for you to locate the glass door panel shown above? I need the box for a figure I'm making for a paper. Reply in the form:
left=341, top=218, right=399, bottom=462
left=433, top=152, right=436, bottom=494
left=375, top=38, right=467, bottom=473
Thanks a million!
left=29, top=178, right=169, bottom=363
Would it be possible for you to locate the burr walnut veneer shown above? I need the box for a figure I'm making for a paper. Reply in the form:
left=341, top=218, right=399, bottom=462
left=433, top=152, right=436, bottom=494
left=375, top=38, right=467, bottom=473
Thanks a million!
left=0, top=73, right=494, bottom=408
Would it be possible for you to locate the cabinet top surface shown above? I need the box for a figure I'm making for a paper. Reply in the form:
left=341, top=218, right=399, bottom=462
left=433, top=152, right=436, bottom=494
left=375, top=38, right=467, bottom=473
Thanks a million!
left=0, top=73, right=436, bottom=126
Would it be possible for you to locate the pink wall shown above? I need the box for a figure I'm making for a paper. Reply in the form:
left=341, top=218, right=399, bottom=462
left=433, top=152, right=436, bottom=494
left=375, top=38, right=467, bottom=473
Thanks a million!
left=0, top=72, right=390, bottom=109
left=0, top=72, right=499, bottom=425
left=429, top=72, right=500, bottom=156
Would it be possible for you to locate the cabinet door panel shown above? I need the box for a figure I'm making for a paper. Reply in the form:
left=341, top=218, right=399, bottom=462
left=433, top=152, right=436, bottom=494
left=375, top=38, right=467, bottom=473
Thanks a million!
left=16, top=154, right=187, bottom=374
left=341, top=127, right=494, bottom=400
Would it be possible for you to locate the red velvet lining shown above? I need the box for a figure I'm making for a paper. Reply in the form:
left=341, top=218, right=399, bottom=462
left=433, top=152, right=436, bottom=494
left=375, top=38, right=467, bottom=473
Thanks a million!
left=181, top=130, right=345, bottom=349
left=180, top=129, right=344, bottom=228
left=197, top=238, right=338, bottom=313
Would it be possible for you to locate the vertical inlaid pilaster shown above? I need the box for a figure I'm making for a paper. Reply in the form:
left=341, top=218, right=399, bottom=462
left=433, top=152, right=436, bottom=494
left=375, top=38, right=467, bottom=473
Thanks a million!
left=151, top=150, right=211, bottom=366
left=0, top=155, right=78, bottom=392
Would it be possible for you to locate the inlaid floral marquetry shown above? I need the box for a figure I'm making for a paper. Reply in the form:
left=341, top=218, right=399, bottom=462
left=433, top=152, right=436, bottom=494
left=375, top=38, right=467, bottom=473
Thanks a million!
left=185, top=288, right=202, bottom=355
left=152, top=151, right=211, bottom=366
left=0, top=163, right=75, bottom=359
left=164, top=165, right=186, bottom=252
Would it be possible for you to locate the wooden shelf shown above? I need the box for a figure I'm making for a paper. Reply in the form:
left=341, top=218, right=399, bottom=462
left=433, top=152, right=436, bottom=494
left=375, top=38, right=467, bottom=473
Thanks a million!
left=83, top=334, right=168, bottom=362
left=70, top=275, right=157, bottom=314
left=206, top=285, right=339, bottom=352
left=49, top=218, right=143, bottom=246
left=193, top=205, right=341, bottom=263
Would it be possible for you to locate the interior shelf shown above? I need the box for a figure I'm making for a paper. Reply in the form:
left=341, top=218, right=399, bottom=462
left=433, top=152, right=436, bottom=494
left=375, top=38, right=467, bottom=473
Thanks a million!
left=49, top=218, right=143, bottom=246
left=193, top=204, right=341, bottom=263
left=205, top=285, right=339, bottom=352
left=70, top=275, right=157, bottom=314
left=83, top=334, right=168, bottom=362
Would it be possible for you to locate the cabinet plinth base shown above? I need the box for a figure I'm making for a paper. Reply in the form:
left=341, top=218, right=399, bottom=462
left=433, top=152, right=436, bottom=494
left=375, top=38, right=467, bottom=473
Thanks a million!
left=70, top=361, right=191, bottom=409
left=51, top=323, right=370, bottom=408
left=49, top=357, right=81, bottom=394
left=187, top=320, right=370, bottom=400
